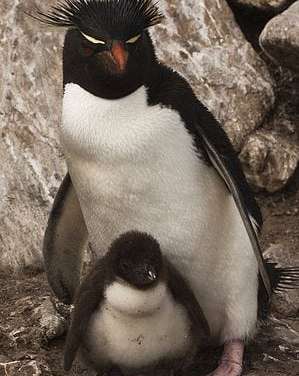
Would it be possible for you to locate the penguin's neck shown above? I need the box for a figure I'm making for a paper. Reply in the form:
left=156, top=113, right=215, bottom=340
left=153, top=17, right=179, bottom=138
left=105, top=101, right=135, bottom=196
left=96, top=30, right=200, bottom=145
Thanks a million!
left=63, top=52, right=160, bottom=100
left=104, top=280, right=167, bottom=317
left=63, top=71, right=146, bottom=100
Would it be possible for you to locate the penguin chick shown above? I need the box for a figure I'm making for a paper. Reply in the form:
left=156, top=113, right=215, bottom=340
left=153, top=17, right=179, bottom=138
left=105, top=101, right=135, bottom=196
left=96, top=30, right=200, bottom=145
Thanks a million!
left=64, top=231, right=210, bottom=374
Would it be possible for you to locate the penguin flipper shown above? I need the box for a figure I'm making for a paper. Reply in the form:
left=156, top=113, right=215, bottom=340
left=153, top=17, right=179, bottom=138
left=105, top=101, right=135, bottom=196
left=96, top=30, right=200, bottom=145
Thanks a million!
left=165, top=258, right=210, bottom=339
left=194, top=103, right=272, bottom=301
left=43, top=173, right=88, bottom=304
left=64, top=259, right=106, bottom=371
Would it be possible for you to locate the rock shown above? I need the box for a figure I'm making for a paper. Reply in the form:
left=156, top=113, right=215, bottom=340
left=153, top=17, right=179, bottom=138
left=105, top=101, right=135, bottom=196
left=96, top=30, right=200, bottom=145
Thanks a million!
left=152, top=0, right=275, bottom=150
left=264, top=243, right=299, bottom=264
left=271, top=317, right=299, bottom=345
left=0, top=0, right=66, bottom=270
left=239, top=130, right=299, bottom=192
left=33, top=297, right=67, bottom=340
left=230, top=0, right=295, bottom=11
left=0, top=360, right=52, bottom=375
left=259, top=1, right=299, bottom=72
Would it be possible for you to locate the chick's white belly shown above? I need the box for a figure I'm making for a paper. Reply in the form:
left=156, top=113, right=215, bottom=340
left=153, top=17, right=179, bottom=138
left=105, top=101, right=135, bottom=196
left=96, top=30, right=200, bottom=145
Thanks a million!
left=62, top=83, right=259, bottom=341
left=85, top=298, right=192, bottom=369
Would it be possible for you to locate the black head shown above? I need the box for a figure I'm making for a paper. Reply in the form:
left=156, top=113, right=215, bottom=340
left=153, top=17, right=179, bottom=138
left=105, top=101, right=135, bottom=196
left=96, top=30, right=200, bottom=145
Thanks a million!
left=108, top=231, right=164, bottom=289
left=33, top=0, right=164, bottom=98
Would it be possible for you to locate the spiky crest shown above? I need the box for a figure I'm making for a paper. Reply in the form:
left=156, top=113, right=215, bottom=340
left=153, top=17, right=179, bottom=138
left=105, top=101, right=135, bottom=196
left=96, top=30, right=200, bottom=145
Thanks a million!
left=30, top=0, right=164, bottom=39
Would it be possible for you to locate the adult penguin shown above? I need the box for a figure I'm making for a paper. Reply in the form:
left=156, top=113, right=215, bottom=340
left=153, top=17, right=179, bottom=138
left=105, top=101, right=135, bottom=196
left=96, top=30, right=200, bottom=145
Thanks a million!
left=33, top=1, right=299, bottom=375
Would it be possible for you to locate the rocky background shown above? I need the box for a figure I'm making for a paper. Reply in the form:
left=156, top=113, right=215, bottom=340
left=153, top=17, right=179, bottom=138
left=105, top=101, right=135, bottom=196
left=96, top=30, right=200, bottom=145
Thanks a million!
left=0, top=0, right=298, bottom=375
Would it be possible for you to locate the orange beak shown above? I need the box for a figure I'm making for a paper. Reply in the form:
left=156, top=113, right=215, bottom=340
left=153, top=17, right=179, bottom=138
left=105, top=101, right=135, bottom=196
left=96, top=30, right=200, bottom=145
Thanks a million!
left=111, top=41, right=128, bottom=73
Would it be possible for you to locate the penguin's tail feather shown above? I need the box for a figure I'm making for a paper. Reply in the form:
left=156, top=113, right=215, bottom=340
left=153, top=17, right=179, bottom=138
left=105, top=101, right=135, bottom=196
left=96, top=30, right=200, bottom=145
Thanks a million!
left=265, top=262, right=299, bottom=292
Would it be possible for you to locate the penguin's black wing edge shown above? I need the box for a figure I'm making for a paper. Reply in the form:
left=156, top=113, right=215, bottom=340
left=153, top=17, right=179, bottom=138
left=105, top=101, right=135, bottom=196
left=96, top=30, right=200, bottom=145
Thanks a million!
left=192, top=101, right=299, bottom=312
left=193, top=101, right=272, bottom=300
left=64, top=259, right=107, bottom=371
left=165, top=258, right=210, bottom=339
left=196, top=104, right=299, bottom=299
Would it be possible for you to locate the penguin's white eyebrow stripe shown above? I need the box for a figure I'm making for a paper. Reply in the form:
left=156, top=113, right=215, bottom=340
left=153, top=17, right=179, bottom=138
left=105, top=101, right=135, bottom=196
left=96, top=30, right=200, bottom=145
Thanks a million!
left=80, top=32, right=105, bottom=44
left=126, top=34, right=141, bottom=43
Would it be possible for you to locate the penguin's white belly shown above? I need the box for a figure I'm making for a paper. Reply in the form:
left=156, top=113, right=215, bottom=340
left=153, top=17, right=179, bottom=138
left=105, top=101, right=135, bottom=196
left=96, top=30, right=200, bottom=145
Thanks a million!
left=85, top=282, right=192, bottom=369
left=62, top=84, right=258, bottom=341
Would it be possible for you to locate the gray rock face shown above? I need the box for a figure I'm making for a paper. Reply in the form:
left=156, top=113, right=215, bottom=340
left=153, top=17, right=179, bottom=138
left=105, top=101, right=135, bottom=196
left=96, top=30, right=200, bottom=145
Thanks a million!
left=152, top=0, right=274, bottom=150
left=231, top=0, right=295, bottom=10
left=1, top=0, right=275, bottom=269
left=260, top=1, right=299, bottom=72
left=240, top=130, right=299, bottom=192
left=0, top=0, right=65, bottom=270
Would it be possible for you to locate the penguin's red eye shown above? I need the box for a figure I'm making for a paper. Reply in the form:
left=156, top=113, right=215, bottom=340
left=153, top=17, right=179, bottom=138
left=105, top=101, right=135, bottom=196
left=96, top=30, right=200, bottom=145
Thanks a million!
left=82, top=45, right=94, bottom=56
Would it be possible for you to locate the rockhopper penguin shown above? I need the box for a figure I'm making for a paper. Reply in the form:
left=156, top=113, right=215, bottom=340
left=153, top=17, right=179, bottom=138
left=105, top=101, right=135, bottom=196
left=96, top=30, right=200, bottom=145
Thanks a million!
left=64, top=231, right=210, bottom=375
left=33, top=1, right=299, bottom=375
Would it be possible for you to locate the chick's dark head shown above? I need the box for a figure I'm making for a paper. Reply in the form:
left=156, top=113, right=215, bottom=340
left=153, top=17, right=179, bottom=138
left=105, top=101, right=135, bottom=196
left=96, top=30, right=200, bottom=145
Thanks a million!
left=108, top=231, right=164, bottom=289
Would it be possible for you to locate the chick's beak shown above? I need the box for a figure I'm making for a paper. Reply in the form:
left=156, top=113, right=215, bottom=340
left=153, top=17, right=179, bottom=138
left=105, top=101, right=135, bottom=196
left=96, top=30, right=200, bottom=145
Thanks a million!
left=110, top=41, right=128, bottom=72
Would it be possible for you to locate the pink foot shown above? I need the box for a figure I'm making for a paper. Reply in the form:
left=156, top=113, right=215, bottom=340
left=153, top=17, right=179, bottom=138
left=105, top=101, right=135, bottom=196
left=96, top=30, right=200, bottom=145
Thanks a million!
left=207, top=339, right=244, bottom=376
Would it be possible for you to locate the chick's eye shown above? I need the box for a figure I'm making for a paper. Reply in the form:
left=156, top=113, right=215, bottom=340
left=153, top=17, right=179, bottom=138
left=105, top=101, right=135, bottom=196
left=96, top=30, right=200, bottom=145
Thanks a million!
left=121, top=261, right=130, bottom=271
left=126, top=34, right=141, bottom=44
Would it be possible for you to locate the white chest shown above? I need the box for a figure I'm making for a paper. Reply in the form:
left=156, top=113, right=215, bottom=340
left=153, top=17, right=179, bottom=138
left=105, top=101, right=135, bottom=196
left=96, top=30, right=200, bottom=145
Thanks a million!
left=85, top=282, right=192, bottom=370
left=62, top=84, right=179, bottom=161
left=61, top=84, right=223, bottom=254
